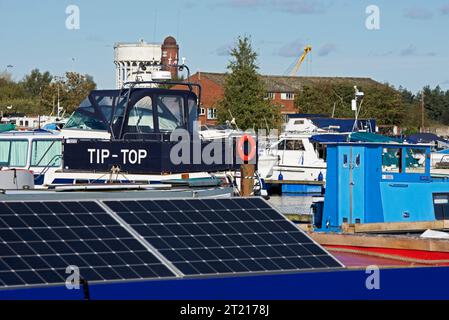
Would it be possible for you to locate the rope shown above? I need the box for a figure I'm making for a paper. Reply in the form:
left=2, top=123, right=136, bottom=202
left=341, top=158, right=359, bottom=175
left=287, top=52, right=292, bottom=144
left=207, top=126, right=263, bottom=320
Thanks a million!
left=327, top=247, right=449, bottom=265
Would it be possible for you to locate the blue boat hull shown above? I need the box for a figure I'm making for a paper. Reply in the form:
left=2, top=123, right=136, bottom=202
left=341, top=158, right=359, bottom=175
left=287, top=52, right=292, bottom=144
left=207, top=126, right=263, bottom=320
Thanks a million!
left=2, top=267, right=449, bottom=300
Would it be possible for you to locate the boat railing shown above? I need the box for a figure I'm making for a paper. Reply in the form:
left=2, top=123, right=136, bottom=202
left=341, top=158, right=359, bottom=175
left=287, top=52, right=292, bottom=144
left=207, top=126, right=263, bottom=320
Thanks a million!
left=32, top=154, right=62, bottom=183
left=122, top=132, right=171, bottom=142
left=0, top=130, right=56, bottom=136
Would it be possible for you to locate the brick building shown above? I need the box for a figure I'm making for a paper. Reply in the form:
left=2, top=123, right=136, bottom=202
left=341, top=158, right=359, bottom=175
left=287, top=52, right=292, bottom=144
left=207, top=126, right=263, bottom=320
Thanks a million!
left=175, top=72, right=379, bottom=126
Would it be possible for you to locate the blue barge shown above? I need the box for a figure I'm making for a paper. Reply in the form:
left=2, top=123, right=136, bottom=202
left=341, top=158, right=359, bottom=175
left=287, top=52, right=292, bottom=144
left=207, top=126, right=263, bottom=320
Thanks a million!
left=314, top=141, right=449, bottom=233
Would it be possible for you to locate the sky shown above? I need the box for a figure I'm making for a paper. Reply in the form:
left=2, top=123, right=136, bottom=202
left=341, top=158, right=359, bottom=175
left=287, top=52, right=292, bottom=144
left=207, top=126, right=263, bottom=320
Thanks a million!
left=0, top=0, right=448, bottom=92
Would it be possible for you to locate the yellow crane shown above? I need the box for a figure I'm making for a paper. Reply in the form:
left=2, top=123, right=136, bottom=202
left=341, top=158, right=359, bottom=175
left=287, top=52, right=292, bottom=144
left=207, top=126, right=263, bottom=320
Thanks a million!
left=290, top=45, right=312, bottom=76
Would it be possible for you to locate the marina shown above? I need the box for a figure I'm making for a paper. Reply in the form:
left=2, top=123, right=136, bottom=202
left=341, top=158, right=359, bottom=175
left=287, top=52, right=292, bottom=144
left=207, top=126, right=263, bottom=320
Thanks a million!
left=2, top=67, right=449, bottom=301
left=2, top=0, right=449, bottom=305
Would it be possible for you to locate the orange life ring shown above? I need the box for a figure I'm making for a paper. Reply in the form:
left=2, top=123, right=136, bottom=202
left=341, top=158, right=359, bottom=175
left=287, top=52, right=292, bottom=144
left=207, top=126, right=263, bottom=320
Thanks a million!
left=237, top=134, right=256, bottom=162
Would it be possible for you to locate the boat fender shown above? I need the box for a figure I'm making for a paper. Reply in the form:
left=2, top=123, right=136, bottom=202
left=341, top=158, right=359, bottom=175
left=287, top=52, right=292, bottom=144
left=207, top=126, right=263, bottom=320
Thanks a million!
left=318, top=171, right=324, bottom=181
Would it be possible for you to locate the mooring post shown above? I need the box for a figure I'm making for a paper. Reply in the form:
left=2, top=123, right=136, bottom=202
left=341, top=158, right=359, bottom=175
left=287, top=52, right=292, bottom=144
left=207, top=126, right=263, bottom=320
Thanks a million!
left=240, top=164, right=255, bottom=196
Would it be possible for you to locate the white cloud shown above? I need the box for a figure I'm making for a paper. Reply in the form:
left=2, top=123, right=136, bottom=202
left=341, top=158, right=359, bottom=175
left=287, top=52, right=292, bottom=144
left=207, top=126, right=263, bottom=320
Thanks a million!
left=214, top=42, right=235, bottom=56
left=318, top=43, right=337, bottom=57
left=404, top=7, right=434, bottom=20
left=277, top=39, right=305, bottom=57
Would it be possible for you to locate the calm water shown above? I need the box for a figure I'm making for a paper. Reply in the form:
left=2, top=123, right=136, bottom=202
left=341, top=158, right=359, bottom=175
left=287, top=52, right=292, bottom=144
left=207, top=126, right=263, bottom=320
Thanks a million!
left=267, top=195, right=321, bottom=215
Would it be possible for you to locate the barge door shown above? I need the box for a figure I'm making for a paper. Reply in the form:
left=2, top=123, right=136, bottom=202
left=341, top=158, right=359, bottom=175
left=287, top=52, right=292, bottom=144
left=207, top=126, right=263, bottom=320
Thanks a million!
left=348, top=146, right=365, bottom=225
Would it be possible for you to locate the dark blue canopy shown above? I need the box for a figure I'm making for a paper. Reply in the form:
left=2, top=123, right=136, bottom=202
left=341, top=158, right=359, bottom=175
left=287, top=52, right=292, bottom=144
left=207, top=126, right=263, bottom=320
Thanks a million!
left=406, top=133, right=447, bottom=144
left=310, top=134, right=349, bottom=143
left=310, top=118, right=376, bottom=133
left=287, top=113, right=328, bottom=119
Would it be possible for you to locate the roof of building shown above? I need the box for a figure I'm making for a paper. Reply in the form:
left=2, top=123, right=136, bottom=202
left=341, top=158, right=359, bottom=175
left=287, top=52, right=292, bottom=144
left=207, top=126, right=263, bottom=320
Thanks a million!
left=193, top=72, right=382, bottom=93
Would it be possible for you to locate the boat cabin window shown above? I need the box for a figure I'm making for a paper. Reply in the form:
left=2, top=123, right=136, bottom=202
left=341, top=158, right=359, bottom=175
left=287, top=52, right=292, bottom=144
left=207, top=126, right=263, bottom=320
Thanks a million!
left=127, top=96, right=154, bottom=133
left=96, top=96, right=115, bottom=122
left=382, top=148, right=402, bottom=173
left=294, top=120, right=304, bottom=125
left=314, top=143, right=327, bottom=161
left=405, top=148, right=426, bottom=174
left=188, top=97, right=198, bottom=127
left=31, top=140, right=62, bottom=167
left=64, top=97, right=109, bottom=131
left=0, top=140, right=28, bottom=167
left=279, top=139, right=305, bottom=151
left=157, top=95, right=185, bottom=132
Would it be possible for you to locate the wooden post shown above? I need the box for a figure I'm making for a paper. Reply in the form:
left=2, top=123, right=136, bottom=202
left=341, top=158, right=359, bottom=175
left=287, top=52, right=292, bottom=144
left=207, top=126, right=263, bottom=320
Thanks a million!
left=240, top=164, right=255, bottom=197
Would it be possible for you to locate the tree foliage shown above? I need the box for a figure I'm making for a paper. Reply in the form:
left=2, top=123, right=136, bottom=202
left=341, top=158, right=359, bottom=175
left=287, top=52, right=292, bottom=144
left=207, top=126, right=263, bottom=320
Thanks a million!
left=295, top=80, right=449, bottom=128
left=20, top=69, right=53, bottom=97
left=0, top=69, right=96, bottom=116
left=217, top=36, right=281, bottom=130
left=421, top=86, right=449, bottom=124
left=296, top=81, right=409, bottom=126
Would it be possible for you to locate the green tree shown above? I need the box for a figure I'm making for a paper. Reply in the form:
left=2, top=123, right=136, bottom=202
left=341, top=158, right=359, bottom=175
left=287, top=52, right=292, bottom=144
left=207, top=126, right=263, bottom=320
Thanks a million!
left=422, top=85, right=449, bottom=124
left=20, top=69, right=53, bottom=98
left=295, top=81, right=406, bottom=125
left=64, top=72, right=96, bottom=113
left=41, top=72, right=97, bottom=115
left=0, top=70, right=96, bottom=116
left=217, top=36, right=281, bottom=130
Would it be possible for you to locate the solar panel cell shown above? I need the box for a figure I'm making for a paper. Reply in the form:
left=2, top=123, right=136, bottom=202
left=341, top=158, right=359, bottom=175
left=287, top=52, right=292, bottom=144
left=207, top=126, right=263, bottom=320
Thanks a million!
left=0, top=201, right=175, bottom=289
left=104, top=198, right=342, bottom=276
left=1, top=197, right=341, bottom=289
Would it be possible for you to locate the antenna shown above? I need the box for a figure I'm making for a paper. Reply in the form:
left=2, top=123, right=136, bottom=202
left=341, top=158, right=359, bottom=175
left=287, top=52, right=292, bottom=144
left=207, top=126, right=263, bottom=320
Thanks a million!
left=351, top=86, right=364, bottom=132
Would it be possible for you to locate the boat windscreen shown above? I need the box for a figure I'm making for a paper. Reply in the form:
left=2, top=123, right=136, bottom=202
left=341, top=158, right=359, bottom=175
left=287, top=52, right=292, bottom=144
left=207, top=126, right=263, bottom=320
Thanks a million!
left=64, top=97, right=109, bottom=130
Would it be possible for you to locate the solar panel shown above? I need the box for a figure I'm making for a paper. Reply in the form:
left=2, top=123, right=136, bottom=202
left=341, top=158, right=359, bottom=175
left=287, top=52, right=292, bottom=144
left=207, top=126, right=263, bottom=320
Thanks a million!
left=0, top=201, right=175, bottom=288
left=103, top=198, right=342, bottom=276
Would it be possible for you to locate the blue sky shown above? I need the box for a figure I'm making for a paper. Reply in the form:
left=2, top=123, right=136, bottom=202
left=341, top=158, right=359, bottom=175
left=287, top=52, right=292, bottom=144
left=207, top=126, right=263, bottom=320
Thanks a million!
left=0, top=0, right=448, bottom=92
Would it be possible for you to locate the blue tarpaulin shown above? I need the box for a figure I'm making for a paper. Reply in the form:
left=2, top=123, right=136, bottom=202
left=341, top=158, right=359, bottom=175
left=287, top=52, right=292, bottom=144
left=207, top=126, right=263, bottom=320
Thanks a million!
left=349, top=132, right=400, bottom=143
left=310, top=132, right=397, bottom=144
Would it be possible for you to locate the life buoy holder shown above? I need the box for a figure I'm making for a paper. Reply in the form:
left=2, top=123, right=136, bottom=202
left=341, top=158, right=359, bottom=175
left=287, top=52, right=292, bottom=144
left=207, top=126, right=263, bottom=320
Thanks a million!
left=237, top=134, right=256, bottom=162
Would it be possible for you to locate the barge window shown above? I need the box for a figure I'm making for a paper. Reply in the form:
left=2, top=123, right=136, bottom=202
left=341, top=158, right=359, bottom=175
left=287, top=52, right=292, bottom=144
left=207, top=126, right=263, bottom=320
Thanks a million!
left=355, top=154, right=361, bottom=167
left=127, top=96, right=154, bottom=133
left=405, top=148, right=426, bottom=173
left=382, top=148, right=402, bottom=173
left=157, top=95, right=185, bottom=132
left=31, top=140, right=62, bottom=167
left=0, top=140, right=28, bottom=167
